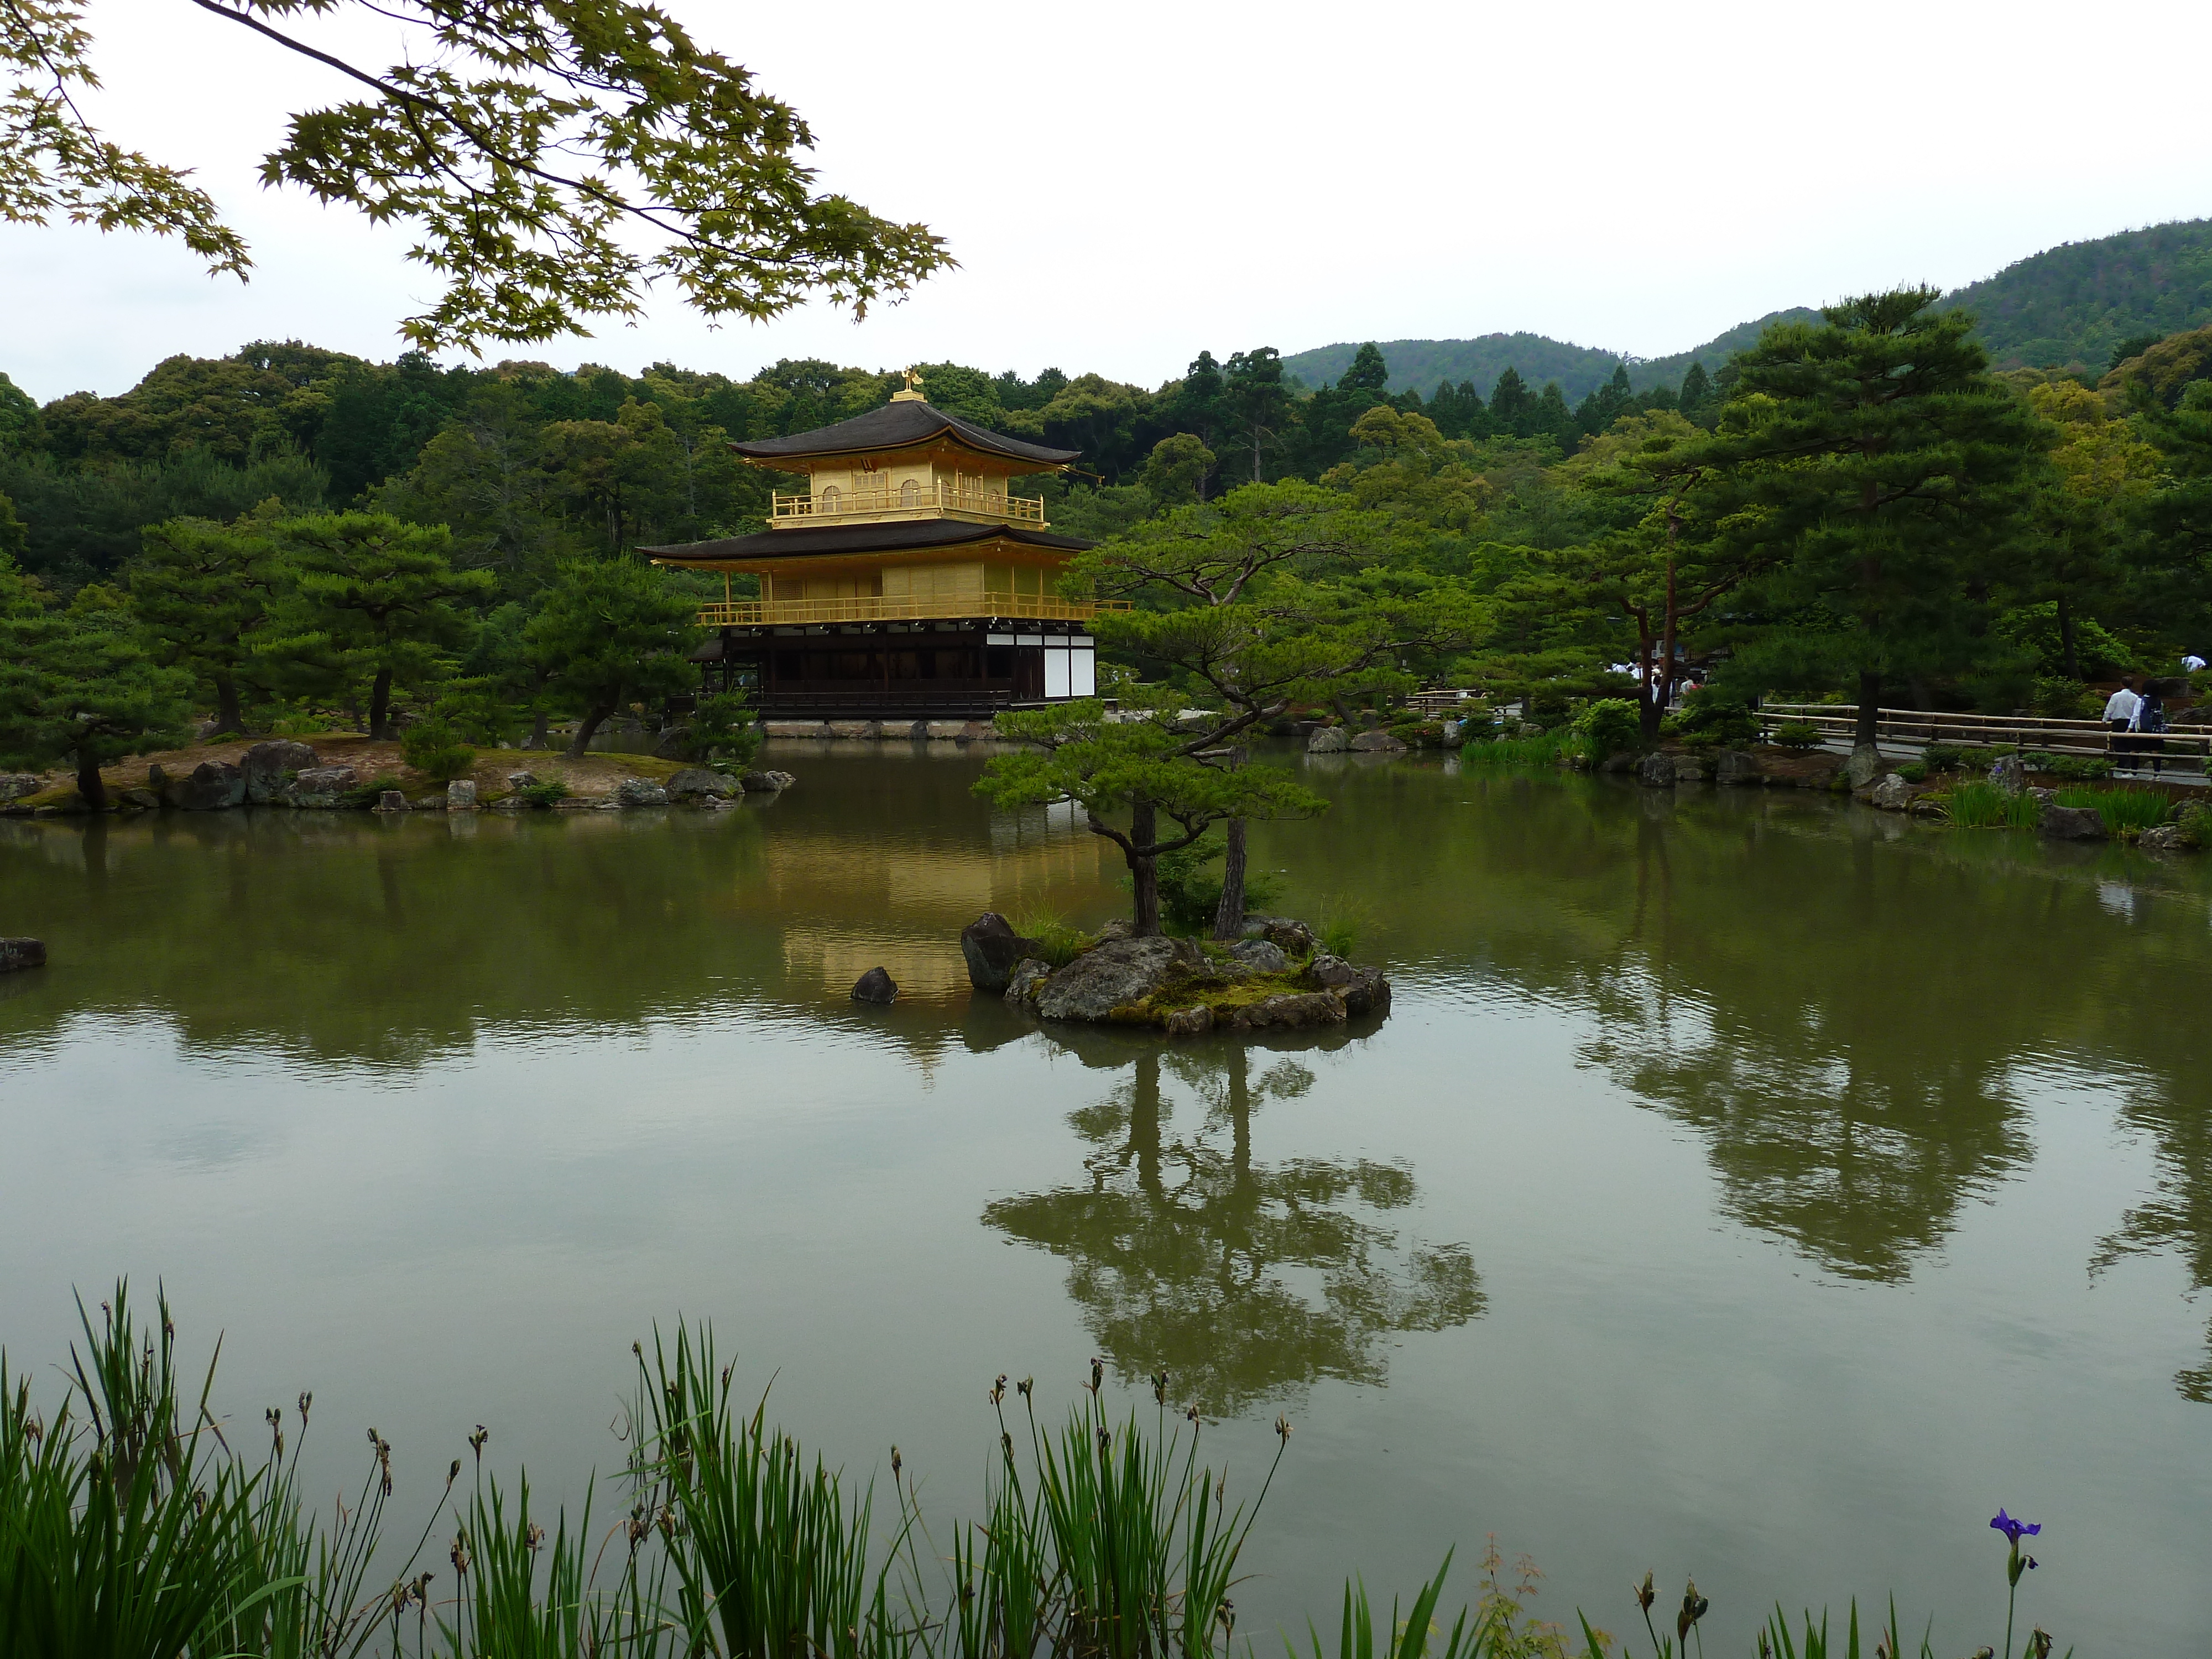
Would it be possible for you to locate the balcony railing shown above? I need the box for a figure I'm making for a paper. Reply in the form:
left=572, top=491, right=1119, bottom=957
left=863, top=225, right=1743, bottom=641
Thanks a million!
left=697, top=595, right=1129, bottom=627
left=770, top=482, right=1046, bottom=525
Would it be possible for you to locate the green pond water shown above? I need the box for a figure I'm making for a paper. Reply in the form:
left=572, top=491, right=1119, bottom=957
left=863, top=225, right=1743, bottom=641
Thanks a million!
left=3, top=744, right=2210, bottom=1651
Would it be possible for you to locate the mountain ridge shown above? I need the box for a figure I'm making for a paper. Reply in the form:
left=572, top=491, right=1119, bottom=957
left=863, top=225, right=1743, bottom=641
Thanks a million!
left=1284, top=218, right=2212, bottom=401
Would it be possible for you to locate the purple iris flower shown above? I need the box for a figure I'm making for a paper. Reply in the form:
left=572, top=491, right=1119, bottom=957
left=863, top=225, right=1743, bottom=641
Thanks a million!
left=1991, top=1510, right=2042, bottom=1544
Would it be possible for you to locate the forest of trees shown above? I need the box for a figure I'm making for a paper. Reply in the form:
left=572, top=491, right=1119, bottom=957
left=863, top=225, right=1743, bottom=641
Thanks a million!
left=4, top=288, right=2212, bottom=803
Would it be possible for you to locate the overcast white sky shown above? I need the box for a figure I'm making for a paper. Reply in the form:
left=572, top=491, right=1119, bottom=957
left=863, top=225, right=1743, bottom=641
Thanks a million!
left=6, top=0, right=2210, bottom=403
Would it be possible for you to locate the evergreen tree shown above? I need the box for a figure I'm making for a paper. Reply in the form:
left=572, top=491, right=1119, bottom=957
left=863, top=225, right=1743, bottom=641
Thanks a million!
left=263, top=513, right=494, bottom=737
left=1696, top=289, right=2047, bottom=747
left=524, top=557, right=701, bottom=756
left=0, top=559, right=194, bottom=809
left=1488, top=368, right=1533, bottom=435
left=128, top=513, right=290, bottom=734
left=1223, top=349, right=1291, bottom=483
left=1678, top=362, right=1714, bottom=425
left=1339, top=343, right=1390, bottom=394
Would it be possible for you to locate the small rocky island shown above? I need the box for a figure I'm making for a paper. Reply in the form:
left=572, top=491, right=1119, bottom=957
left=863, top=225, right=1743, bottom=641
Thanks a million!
left=960, top=912, right=1389, bottom=1035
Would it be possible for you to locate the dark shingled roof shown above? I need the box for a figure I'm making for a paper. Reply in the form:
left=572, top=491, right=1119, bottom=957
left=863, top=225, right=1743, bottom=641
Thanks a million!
left=729, top=399, right=1078, bottom=466
left=641, top=520, right=1094, bottom=564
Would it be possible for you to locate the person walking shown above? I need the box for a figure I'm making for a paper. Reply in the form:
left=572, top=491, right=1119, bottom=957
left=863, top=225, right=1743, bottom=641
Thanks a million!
left=2105, top=679, right=2142, bottom=773
left=2132, top=681, right=2168, bottom=776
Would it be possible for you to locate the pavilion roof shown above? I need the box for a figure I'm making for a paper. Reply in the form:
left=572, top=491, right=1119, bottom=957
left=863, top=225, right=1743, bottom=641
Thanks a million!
left=729, top=399, right=1078, bottom=468
left=641, top=519, right=1093, bottom=565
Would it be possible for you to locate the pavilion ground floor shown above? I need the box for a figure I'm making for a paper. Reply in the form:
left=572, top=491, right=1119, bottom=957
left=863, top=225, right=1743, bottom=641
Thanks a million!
left=691, top=617, right=1098, bottom=715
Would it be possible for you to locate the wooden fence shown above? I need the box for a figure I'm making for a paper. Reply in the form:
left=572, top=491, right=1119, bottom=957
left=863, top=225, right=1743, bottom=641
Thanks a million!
left=1760, top=703, right=2212, bottom=775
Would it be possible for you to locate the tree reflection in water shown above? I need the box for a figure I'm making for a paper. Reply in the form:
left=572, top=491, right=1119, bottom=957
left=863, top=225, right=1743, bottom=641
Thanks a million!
left=2094, top=1084, right=2212, bottom=1401
left=983, top=1040, right=1483, bottom=1416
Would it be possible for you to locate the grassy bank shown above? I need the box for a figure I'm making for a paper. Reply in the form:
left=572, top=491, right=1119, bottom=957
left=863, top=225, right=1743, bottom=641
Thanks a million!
left=1, top=1286, right=2072, bottom=1659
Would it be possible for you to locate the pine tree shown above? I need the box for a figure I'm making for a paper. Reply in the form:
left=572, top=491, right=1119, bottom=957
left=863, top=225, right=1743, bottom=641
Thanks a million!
left=1695, top=289, right=2047, bottom=747
left=0, top=560, right=194, bottom=809
left=128, top=513, right=290, bottom=734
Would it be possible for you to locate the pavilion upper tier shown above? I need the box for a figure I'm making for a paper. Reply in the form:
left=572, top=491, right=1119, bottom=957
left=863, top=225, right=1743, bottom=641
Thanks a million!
left=727, top=387, right=1079, bottom=532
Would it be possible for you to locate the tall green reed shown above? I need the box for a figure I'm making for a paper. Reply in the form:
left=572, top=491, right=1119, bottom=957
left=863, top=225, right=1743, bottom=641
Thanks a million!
left=1459, top=732, right=1575, bottom=772
left=633, top=1324, right=896, bottom=1659
left=2053, top=785, right=2171, bottom=835
left=0, top=1284, right=285, bottom=1659
left=1938, top=782, right=2039, bottom=830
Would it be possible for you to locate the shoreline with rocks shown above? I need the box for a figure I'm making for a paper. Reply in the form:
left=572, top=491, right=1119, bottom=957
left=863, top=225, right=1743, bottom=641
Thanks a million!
left=0, top=735, right=794, bottom=818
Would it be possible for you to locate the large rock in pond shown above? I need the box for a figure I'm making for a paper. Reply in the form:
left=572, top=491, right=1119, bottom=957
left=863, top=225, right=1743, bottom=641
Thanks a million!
left=1310, top=953, right=1391, bottom=1016
left=1229, top=938, right=1288, bottom=974
left=1306, top=726, right=1349, bottom=754
left=961, top=912, right=1045, bottom=992
left=614, top=777, right=670, bottom=807
left=1231, top=991, right=1347, bottom=1030
left=1713, top=749, right=1762, bottom=785
left=160, top=761, right=246, bottom=811
left=1988, top=753, right=2026, bottom=794
left=1843, top=743, right=1886, bottom=789
left=0, top=774, right=43, bottom=802
left=2041, top=804, right=2107, bottom=841
left=665, top=767, right=737, bottom=801
left=1004, top=957, right=1052, bottom=1008
left=1637, top=752, right=1676, bottom=788
left=447, top=779, right=478, bottom=811
left=1349, top=729, right=1407, bottom=753
left=0, top=937, right=46, bottom=973
left=740, top=770, right=796, bottom=793
left=2138, top=823, right=2188, bottom=853
left=851, top=966, right=898, bottom=1004
left=291, top=766, right=357, bottom=807
left=1036, top=936, right=1204, bottom=1022
left=1869, top=773, right=1913, bottom=811
left=1239, top=915, right=1316, bottom=956
left=241, top=740, right=320, bottom=804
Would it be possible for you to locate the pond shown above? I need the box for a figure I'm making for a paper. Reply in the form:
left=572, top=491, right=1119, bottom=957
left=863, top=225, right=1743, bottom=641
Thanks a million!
left=3, top=745, right=2209, bottom=1651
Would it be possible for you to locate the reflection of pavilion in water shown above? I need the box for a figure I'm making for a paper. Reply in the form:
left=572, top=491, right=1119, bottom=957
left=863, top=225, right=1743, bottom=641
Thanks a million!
left=755, top=799, right=1108, bottom=1000
left=983, top=1039, right=1483, bottom=1415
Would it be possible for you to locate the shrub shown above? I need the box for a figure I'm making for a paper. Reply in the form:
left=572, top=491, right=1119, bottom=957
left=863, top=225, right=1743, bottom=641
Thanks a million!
left=517, top=779, right=571, bottom=808
left=676, top=691, right=764, bottom=771
left=2054, top=785, right=2171, bottom=836
left=1524, top=688, right=1572, bottom=728
left=2032, top=677, right=2104, bottom=720
left=1924, top=743, right=2002, bottom=775
left=1897, top=761, right=1928, bottom=784
left=1386, top=720, right=1450, bottom=750
left=400, top=717, right=475, bottom=784
left=1771, top=719, right=1822, bottom=750
left=1575, top=697, right=1642, bottom=761
left=1150, top=838, right=1285, bottom=936
left=2024, top=750, right=2113, bottom=782
left=431, top=676, right=522, bottom=746
left=1676, top=688, right=1758, bottom=749
left=340, top=771, right=405, bottom=808
left=2177, top=801, right=2212, bottom=848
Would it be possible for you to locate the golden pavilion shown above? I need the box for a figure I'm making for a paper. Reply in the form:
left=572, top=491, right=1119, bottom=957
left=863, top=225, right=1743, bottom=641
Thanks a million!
left=641, top=374, right=1120, bottom=713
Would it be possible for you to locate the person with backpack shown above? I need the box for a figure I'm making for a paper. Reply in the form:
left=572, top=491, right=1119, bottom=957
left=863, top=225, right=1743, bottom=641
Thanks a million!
left=2131, top=681, right=2168, bottom=776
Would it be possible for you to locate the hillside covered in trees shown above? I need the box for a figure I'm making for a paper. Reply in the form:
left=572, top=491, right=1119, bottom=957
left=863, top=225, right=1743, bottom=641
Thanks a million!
left=7, top=286, right=2212, bottom=807
left=1286, top=218, right=2212, bottom=398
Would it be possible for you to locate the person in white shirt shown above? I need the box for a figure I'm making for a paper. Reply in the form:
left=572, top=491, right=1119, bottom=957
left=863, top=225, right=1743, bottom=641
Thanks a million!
left=2103, top=682, right=2141, bottom=728
left=2183, top=654, right=2206, bottom=673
